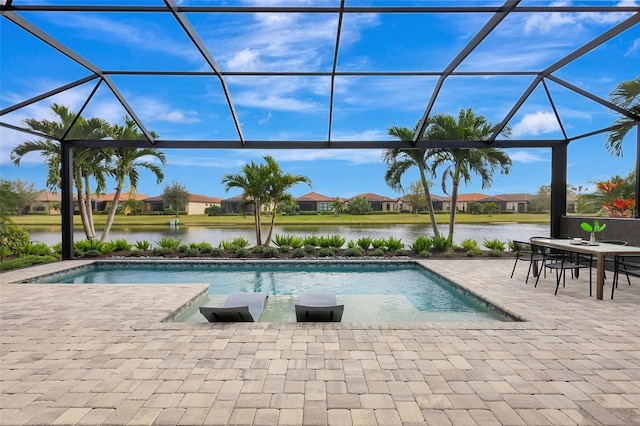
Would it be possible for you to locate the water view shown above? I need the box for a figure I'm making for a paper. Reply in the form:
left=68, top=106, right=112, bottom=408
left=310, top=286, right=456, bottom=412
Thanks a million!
left=27, top=223, right=549, bottom=247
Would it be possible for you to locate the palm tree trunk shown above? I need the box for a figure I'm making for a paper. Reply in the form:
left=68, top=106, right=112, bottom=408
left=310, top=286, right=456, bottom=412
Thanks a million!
left=254, top=203, right=263, bottom=246
left=449, top=178, right=460, bottom=238
left=83, top=173, right=96, bottom=240
left=419, top=169, right=440, bottom=238
left=100, top=186, right=122, bottom=242
left=265, top=205, right=277, bottom=247
left=76, top=186, right=93, bottom=240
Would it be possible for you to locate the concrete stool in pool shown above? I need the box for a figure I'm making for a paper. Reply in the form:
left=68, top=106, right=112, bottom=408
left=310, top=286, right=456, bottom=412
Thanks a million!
left=295, top=292, right=344, bottom=322
left=199, top=292, right=268, bottom=322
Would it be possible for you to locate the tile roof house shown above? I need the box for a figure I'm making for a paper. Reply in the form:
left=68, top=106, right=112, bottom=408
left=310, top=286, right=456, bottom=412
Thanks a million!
left=349, top=193, right=397, bottom=211
left=142, top=194, right=222, bottom=215
left=295, top=192, right=335, bottom=213
left=442, top=193, right=490, bottom=212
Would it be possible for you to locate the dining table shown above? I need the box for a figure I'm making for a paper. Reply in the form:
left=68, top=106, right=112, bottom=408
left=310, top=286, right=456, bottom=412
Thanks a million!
left=529, top=237, right=640, bottom=300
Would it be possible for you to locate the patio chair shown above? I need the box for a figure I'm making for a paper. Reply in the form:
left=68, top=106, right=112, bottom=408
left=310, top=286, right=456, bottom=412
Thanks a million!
left=510, top=240, right=545, bottom=284
left=536, top=248, right=593, bottom=296
left=199, top=292, right=269, bottom=322
left=295, top=292, right=344, bottom=322
left=611, top=255, right=640, bottom=299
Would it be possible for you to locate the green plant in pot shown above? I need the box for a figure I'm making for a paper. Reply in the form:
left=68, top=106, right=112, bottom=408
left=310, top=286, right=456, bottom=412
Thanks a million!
left=580, top=220, right=606, bottom=244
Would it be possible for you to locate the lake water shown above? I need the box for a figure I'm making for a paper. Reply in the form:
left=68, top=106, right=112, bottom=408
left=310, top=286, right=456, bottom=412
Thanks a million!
left=27, top=223, right=549, bottom=248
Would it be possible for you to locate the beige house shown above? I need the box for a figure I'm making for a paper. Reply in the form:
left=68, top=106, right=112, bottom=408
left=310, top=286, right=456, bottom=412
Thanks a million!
left=185, top=194, right=223, bottom=215
left=28, top=191, right=61, bottom=215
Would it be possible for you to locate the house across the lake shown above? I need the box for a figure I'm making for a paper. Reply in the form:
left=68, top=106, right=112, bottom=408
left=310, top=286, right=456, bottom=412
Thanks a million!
left=24, top=189, right=540, bottom=215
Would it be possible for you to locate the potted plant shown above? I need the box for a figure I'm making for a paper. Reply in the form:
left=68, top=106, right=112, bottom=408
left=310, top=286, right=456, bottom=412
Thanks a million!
left=580, top=220, right=606, bottom=245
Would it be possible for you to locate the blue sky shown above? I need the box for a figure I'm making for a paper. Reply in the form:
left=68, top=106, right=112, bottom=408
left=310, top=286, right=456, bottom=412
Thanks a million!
left=1, top=0, right=638, bottom=201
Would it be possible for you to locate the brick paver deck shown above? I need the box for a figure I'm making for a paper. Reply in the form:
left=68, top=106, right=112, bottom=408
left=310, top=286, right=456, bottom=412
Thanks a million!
left=2, top=258, right=640, bottom=425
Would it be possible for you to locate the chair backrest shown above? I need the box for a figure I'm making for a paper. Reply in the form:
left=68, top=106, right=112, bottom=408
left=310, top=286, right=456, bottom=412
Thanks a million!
left=295, top=305, right=344, bottom=322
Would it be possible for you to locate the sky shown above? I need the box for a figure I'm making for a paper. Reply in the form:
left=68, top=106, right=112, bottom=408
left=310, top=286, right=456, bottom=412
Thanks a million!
left=1, top=0, right=639, bottom=201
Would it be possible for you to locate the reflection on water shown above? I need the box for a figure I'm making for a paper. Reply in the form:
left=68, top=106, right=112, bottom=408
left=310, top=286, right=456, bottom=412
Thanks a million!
left=27, top=223, right=549, bottom=247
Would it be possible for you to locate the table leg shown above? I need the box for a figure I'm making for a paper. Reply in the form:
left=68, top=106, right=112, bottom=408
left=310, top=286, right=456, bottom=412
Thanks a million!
left=596, top=254, right=605, bottom=300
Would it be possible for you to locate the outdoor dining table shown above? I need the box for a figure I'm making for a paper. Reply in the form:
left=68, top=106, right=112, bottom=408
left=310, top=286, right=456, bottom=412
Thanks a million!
left=529, top=237, right=640, bottom=300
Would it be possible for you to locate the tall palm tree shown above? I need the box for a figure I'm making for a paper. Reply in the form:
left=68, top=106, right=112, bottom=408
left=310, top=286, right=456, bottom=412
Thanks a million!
left=221, top=159, right=272, bottom=246
left=384, top=125, right=440, bottom=237
left=427, top=108, right=512, bottom=238
left=11, top=103, right=109, bottom=239
left=607, top=75, right=640, bottom=156
left=262, top=156, right=311, bottom=246
left=101, top=117, right=165, bottom=242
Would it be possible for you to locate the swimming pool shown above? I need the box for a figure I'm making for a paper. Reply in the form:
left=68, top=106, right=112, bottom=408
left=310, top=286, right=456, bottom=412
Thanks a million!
left=33, top=261, right=515, bottom=322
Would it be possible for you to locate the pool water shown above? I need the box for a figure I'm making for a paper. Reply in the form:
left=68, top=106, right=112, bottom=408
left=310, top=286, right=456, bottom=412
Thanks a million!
left=35, top=261, right=513, bottom=322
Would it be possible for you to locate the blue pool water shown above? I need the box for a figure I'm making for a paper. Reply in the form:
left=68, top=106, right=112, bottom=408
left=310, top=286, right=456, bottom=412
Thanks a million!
left=35, top=261, right=514, bottom=322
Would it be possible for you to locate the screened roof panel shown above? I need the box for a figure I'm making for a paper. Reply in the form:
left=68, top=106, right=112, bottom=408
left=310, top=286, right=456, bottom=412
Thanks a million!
left=1, top=1, right=638, bottom=149
left=192, top=12, right=339, bottom=73
left=14, top=11, right=209, bottom=72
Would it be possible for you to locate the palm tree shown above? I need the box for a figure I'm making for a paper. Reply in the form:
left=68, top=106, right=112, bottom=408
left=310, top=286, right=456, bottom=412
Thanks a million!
left=100, top=117, right=166, bottom=242
left=427, top=108, right=512, bottom=238
left=11, top=103, right=109, bottom=239
left=384, top=125, right=440, bottom=237
left=262, top=156, right=311, bottom=246
left=221, top=159, right=272, bottom=246
left=607, top=75, right=640, bottom=156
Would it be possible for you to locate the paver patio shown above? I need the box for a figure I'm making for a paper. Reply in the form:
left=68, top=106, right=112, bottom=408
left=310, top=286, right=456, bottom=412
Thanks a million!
left=2, top=258, right=640, bottom=425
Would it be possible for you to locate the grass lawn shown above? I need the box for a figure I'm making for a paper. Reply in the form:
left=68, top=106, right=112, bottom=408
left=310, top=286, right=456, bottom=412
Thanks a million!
left=10, top=212, right=550, bottom=228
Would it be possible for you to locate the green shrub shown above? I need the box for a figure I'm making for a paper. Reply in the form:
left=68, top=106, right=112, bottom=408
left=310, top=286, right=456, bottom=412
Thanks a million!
left=443, top=249, right=456, bottom=258
left=386, top=237, right=404, bottom=251
left=371, top=238, right=386, bottom=250
left=318, top=247, right=335, bottom=257
left=0, top=224, right=30, bottom=256
left=231, top=237, right=249, bottom=248
left=292, top=248, right=307, bottom=258
left=154, top=247, right=175, bottom=256
left=190, top=241, right=213, bottom=252
left=488, top=249, right=505, bottom=257
left=156, top=237, right=181, bottom=250
left=178, top=245, right=189, bottom=253
left=278, top=245, right=292, bottom=253
left=418, top=250, right=432, bottom=258
left=370, top=248, right=386, bottom=257
left=75, top=239, right=104, bottom=253
left=483, top=238, right=506, bottom=251
left=461, top=239, right=479, bottom=251
left=303, top=236, right=321, bottom=247
left=83, top=249, right=102, bottom=258
left=345, top=246, right=365, bottom=257
left=410, top=236, right=432, bottom=253
left=318, top=235, right=345, bottom=248
left=0, top=255, right=58, bottom=271
left=466, top=248, right=483, bottom=257
left=183, top=247, right=200, bottom=257
left=106, top=239, right=133, bottom=252
left=261, top=247, right=279, bottom=258
left=51, top=242, right=62, bottom=255
left=273, top=234, right=295, bottom=248
left=208, top=247, right=226, bottom=257
left=252, top=245, right=265, bottom=254
left=23, top=242, right=53, bottom=256
left=304, top=245, right=316, bottom=254
left=432, top=235, right=452, bottom=252
left=134, top=240, right=151, bottom=251
left=235, top=248, right=251, bottom=258
left=356, top=237, right=372, bottom=251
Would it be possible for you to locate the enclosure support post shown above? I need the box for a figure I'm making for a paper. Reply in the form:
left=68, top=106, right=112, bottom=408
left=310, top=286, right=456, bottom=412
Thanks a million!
left=61, top=142, right=74, bottom=260
left=636, top=123, right=639, bottom=219
left=550, top=142, right=568, bottom=238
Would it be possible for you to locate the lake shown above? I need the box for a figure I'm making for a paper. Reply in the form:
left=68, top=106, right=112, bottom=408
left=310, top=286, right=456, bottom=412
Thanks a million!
left=27, top=223, right=550, bottom=247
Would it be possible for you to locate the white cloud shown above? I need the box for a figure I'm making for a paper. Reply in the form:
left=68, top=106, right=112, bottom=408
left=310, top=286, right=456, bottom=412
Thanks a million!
left=508, top=150, right=549, bottom=164
left=626, top=38, right=640, bottom=56
left=512, top=111, right=561, bottom=137
left=234, top=92, right=318, bottom=112
left=46, top=14, right=202, bottom=64
left=131, top=97, right=200, bottom=124
left=523, top=0, right=637, bottom=34
left=263, top=149, right=384, bottom=165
